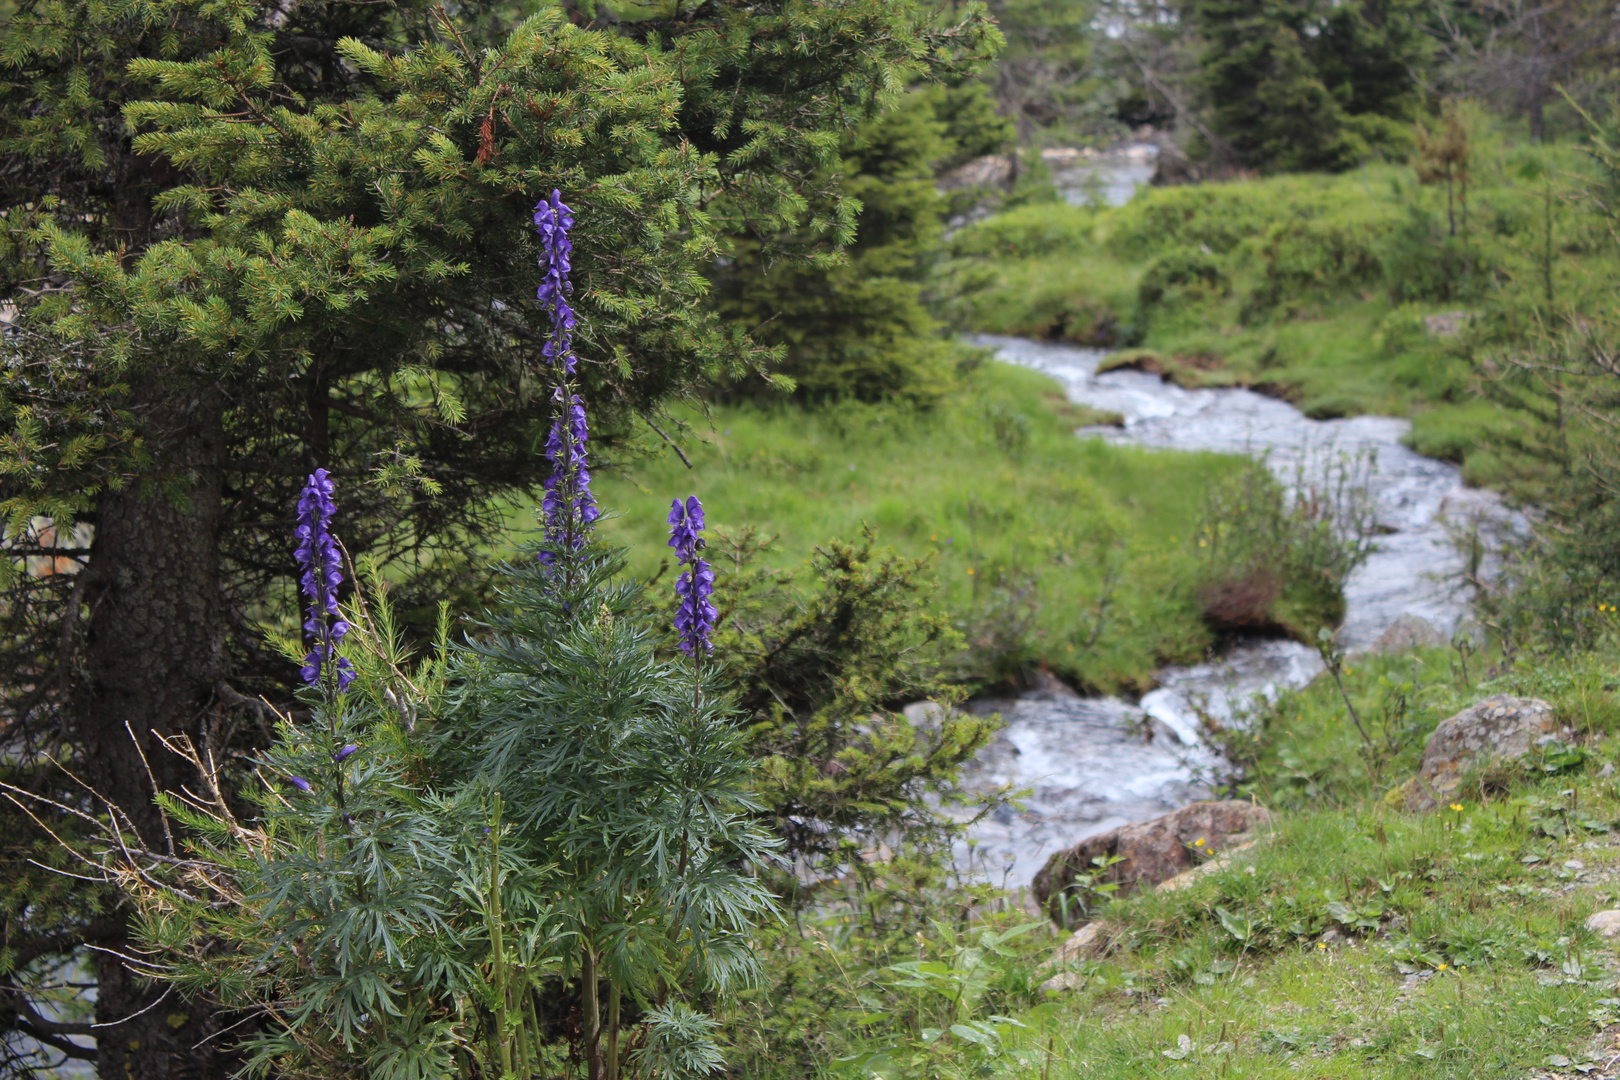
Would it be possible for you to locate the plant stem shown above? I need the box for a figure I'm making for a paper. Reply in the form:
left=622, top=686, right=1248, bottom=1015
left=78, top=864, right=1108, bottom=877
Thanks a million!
left=489, top=793, right=514, bottom=1080
left=582, top=946, right=603, bottom=1080
left=606, top=981, right=620, bottom=1080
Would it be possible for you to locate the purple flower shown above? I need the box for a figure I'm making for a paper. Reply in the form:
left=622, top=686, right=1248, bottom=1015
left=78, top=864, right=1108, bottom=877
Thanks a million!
left=334, top=744, right=359, bottom=763
left=667, top=496, right=704, bottom=562
left=540, top=390, right=598, bottom=566
left=295, top=469, right=354, bottom=692
left=669, top=497, right=716, bottom=655
left=288, top=775, right=312, bottom=793
left=533, top=190, right=577, bottom=375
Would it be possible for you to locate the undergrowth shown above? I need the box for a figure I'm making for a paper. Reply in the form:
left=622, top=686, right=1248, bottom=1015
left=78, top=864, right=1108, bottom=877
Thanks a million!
left=583, top=361, right=1363, bottom=692
left=725, top=637, right=1620, bottom=1079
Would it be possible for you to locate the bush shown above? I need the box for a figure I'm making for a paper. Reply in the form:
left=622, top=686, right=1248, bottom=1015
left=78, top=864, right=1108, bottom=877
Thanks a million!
left=948, top=202, right=1099, bottom=260
left=1244, top=214, right=1392, bottom=316
left=1189, top=456, right=1376, bottom=641
left=693, top=527, right=999, bottom=888
left=1382, top=205, right=1496, bottom=303
left=1106, top=183, right=1295, bottom=257
left=1137, top=246, right=1231, bottom=316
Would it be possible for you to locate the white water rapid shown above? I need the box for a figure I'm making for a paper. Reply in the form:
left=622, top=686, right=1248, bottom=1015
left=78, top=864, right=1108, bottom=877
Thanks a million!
left=955, top=335, right=1520, bottom=888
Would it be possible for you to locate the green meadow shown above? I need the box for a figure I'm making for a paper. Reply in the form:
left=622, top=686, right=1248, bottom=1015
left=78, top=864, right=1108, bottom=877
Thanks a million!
left=942, top=139, right=1609, bottom=493
left=582, top=361, right=1246, bottom=691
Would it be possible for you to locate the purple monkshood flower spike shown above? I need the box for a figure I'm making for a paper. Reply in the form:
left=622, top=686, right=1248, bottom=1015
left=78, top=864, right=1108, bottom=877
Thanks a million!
left=533, top=190, right=577, bottom=375
left=667, top=495, right=704, bottom=562
left=669, top=496, right=716, bottom=655
left=540, top=390, right=598, bottom=567
left=295, top=469, right=354, bottom=693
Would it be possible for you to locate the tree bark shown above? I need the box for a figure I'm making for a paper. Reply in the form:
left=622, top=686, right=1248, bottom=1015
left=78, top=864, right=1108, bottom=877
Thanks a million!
left=76, top=379, right=238, bottom=1080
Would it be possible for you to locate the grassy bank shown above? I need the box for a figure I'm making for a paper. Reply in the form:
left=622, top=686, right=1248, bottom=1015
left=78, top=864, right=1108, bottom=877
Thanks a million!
left=729, top=639, right=1620, bottom=1079
left=942, top=136, right=1614, bottom=491
left=586, top=361, right=1259, bottom=691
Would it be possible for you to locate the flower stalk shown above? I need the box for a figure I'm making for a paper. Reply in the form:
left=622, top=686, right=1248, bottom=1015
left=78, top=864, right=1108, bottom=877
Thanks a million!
left=295, top=468, right=354, bottom=698
left=534, top=190, right=597, bottom=577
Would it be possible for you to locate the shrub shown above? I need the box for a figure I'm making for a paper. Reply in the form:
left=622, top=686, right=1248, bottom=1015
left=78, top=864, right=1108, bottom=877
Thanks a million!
left=948, top=203, right=1099, bottom=260
left=1382, top=204, right=1497, bottom=303
left=1189, top=456, right=1376, bottom=642
left=693, top=527, right=999, bottom=890
left=1106, top=184, right=1292, bottom=257
left=1137, top=246, right=1231, bottom=317
left=1244, top=214, right=1392, bottom=316
left=38, top=201, right=788, bottom=1080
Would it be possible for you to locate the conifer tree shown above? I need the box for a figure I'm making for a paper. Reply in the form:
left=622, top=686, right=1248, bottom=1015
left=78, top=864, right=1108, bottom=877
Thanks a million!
left=0, top=0, right=997, bottom=1073
left=1188, top=0, right=1430, bottom=172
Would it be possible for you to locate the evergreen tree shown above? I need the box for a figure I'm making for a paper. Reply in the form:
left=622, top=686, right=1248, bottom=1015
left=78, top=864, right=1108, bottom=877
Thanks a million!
left=985, top=0, right=1094, bottom=141
left=1188, top=0, right=1430, bottom=172
left=0, top=0, right=997, bottom=1073
left=712, top=85, right=1008, bottom=404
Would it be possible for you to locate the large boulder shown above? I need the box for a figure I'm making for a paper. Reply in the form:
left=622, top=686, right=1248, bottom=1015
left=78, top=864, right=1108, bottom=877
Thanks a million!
left=1031, top=800, right=1272, bottom=926
left=1404, top=694, right=1561, bottom=811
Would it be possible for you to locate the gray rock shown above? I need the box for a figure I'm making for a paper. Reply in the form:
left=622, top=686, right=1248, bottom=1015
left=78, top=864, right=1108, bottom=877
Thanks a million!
left=1422, top=312, right=1471, bottom=337
left=936, top=154, right=1016, bottom=192
left=1405, top=695, right=1560, bottom=811
left=1155, top=839, right=1261, bottom=893
left=1585, top=910, right=1620, bottom=939
left=1038, top=921, right=1114, bottom=975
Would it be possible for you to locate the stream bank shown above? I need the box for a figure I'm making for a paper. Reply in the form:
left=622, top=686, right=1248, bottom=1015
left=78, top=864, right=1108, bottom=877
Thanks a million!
left=957, top=335, right=1519, bottom=887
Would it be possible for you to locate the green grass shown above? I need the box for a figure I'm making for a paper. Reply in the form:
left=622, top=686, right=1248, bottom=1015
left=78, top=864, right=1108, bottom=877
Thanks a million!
left=729, top=637, right=1620, bottom=1080
left=576, top=361, right=1253, bottom=690
left=941, top=140, right=1620, bottom=483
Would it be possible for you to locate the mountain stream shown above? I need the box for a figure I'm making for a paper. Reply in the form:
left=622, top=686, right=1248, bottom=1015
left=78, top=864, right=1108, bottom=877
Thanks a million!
left=953, top=335, right=1519, bottom=888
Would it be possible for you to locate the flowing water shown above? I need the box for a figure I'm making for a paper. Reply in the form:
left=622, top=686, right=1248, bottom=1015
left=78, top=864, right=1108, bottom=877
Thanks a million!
left=956, top=335, right=1519, bottom=888
left=1044, top=144, right=1160, bottom=208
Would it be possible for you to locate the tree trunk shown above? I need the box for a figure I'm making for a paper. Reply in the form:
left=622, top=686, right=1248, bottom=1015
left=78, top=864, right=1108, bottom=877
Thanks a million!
left=1527, top=80, right=1546, bottom=143
left=76, top=379, right=238, bottom=1080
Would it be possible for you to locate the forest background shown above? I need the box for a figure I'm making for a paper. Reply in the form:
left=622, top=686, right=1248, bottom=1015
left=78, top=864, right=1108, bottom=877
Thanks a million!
left=7, top=0, right=1620, bottom=1075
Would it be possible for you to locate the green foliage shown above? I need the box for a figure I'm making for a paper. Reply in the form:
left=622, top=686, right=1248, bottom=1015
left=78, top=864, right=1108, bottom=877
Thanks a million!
left=726, top=880, right=1053, bottom=1080
left=591, top=361, right=1250, bottom=692
left=0, top=0, right=1000, bottom=1055
left=984, top=0, right=1093, bottom=141
left=1136, top=246, right=1229, bottom=324
left=701, top=528, right=998, bottom=883
left=101, top=540, right=778, bottom=1080
left=1242, top=215, right=1390, bottom=317
left=727, top=635, right=1620, bottom=1080
left=943, top=145, right=1616, bottom=469
left=1187, top=455, right=1374, bottom=643
left=841, top=921, right=1049, bottom=1079
left=1458, top=114, right=1620, bottom=639
left=1188, top=0, right=1430, bottom=171
left=713, top=86, right=1008, bottom=405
